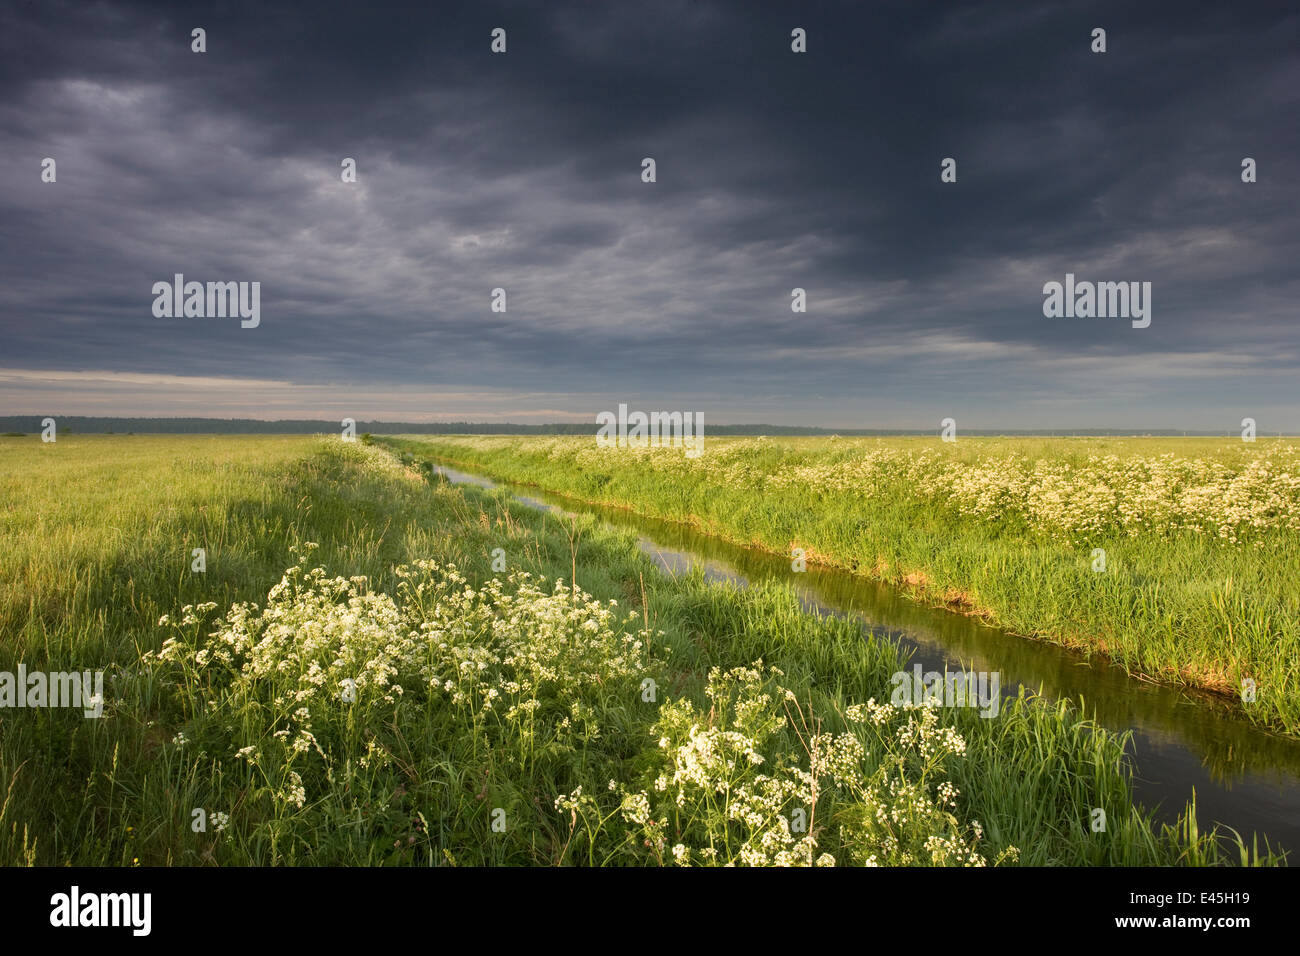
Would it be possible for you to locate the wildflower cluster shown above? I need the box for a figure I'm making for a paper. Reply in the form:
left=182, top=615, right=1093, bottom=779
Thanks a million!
left=482, top=436, right=1300, bottom=546
left=597, top=663, right=1015, bottom=867
left=770, top=445, right=1300, bottom=545
left=145, top=545, right=659, bottom=852
left=144, top=545, right=1016, bottom=866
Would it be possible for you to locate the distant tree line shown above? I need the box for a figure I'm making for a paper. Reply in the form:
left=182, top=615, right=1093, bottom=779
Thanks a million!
left=0, top=416, right=1245, bottom=436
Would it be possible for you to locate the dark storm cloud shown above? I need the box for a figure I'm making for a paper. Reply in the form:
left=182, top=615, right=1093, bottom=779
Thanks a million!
left=0, top=0, right=1296, bottom=427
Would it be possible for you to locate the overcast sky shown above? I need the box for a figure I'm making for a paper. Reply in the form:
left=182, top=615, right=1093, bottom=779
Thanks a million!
left=1, top=0, right=1296, bottom=429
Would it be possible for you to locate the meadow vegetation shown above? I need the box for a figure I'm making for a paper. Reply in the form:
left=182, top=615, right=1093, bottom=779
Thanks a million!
left=0, top=434, right=1283, bottom=864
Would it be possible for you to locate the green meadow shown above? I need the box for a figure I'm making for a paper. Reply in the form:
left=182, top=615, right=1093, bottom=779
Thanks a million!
left=0, top=434, right=1283, bottom=865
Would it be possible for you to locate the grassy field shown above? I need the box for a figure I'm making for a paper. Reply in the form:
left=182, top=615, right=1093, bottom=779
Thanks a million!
left=0, top=434, right=1283, bottom=865
left=383, top=434, right=1300, bottom=738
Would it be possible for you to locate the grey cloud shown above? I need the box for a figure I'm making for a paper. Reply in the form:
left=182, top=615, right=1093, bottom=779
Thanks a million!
left=0, top=0, right=1296, bottom=427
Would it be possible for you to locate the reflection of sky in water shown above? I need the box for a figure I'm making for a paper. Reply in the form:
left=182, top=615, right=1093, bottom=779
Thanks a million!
left=430, top=462, right=1300, bottom=857
left=639, top=542, right=741, bottom=585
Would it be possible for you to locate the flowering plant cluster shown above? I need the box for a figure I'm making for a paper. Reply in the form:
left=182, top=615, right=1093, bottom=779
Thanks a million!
left=145, top=546, right=1016, bottom=865
left=145, top=546, right=657, bottom=860
left=560, top=663, right=1016, bottom=866
left=766, top=446, right=1300, bottom=546
left=499, top=436, right=1300, bottom=546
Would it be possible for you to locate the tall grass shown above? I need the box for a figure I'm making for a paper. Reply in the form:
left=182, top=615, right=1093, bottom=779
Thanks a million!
left=0, top=435, right=1283, bottom=864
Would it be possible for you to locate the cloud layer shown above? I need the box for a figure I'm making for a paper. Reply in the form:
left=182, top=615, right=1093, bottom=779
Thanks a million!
left=1, top=0, right=1296, bottom=428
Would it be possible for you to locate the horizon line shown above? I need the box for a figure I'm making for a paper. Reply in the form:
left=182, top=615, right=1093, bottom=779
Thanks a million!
left=1, top=415, right=1294, bottom=437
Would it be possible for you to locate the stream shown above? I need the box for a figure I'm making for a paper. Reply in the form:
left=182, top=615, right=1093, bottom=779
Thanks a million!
left=430, top=460, right=1300, bottom=857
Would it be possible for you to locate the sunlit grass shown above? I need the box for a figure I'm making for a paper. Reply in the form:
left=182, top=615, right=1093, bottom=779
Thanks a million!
left=0, top=434, right=1283, bottom=864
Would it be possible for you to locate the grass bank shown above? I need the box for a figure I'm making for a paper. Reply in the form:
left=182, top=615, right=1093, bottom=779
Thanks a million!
left=0, top=434, right=1281, bottom=864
